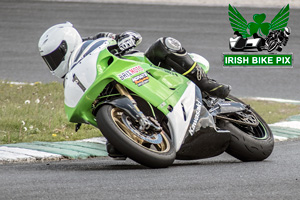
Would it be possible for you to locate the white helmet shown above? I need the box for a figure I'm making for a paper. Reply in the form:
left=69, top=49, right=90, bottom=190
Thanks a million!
left=38, top=22, right=82, bottom=78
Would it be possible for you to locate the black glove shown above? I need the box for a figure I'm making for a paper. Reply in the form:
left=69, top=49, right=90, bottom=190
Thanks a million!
left=117, top=31, right=142, bottom=52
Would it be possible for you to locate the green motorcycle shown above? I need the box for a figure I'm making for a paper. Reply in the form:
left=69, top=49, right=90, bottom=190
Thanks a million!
left=63, top=38, right=274, bottom=168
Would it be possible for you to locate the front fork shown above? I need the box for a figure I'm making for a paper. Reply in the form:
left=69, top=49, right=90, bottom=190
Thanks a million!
left=115, top=83, right=161, bottom=132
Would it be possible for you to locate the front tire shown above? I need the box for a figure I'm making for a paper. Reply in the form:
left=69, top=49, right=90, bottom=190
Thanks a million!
left=218, top=95, right=274, bottom=161
left=96, top=105, right=176, bottom=168
left=267, top=40, right=278, bottom=52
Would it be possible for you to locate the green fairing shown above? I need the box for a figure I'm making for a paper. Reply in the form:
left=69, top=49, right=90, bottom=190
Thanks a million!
left=64, top=42, right=191, bottom=127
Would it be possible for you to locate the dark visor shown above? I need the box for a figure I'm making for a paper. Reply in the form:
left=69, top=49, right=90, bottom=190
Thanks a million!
left=42, top=40, right=68, bottom=71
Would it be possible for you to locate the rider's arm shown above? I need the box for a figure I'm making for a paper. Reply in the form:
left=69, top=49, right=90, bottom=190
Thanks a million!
left=116, top=31, right=142, bottom=53
left=83, top=31, right=142, bottom=53
left=82, top=32, right=116, bottom=41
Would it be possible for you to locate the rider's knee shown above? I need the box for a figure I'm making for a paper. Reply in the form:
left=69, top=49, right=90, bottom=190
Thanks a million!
left=145, top=37, right=195, bottom=74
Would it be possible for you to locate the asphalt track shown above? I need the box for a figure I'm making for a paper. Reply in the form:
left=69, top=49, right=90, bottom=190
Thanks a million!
left=1, top=1, right=300, bottom=199
left=0, top=0, right=300, bottom=100
left=0, top=140, right=300, bottom=199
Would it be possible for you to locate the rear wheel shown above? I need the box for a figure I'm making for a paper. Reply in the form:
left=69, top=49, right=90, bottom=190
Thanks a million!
left=96, top=105, right=175, bottom=168
left=217, top=95, right=274, bottom=161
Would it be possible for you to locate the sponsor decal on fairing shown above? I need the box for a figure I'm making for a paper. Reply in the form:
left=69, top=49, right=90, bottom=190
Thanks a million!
left=131, top=72, right=149, bottom=86
left=118, top=66, right=144, bottom=80
left=188, top=98, right=202, bottom=136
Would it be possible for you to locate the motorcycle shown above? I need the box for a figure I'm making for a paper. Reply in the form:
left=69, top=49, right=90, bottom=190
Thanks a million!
left=265, top=28, right=290, bottom=52
left=266, top=32, right=283, bottom=52
left=64, top=38, right=274, bottom=168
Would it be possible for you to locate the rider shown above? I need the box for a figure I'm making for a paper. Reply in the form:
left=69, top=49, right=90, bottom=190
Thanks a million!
left=39, top=22, right=231, bottom=158
left=39, top=22, right=231, bottom=99
left=265, top=27, right=291, bottom=52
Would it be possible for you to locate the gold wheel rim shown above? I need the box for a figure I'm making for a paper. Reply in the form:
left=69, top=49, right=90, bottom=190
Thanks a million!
left=111, top=108, right=171, bottom=153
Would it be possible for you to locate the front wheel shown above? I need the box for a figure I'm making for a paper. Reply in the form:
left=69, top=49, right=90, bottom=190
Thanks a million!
left=267, top=40, right=278, bottom=52
left=218, top=95, right=274, bottom=161
left=96, top=105, right=176, bottom=168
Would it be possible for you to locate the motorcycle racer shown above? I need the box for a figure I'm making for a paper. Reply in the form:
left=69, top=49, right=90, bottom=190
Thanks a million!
left=38, top=22, right=231, bottom=99
left=37, top=22, right=274, bottom=165
left=265, top=27, right=291, bottom=52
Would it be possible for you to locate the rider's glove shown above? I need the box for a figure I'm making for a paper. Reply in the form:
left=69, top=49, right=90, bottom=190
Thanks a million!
left=117, top=31, right=142, bottom=53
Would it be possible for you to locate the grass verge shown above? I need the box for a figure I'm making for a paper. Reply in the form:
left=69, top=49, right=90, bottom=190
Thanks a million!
left=0, top=81, right=299, bottom=144
left=0, top=81, right=101, bottom=144
left=240, top=98, right=300, bottom=124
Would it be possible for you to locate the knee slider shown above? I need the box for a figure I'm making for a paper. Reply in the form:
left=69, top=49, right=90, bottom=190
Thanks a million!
left=145, top=37, right=195, bottom=74
left=165, top=50, right=196, bottom=74
left=145, top=37, right=172, bottom=67
left=164, top=38, right=195, bottom=74
left=145, top=37, right=182, bottom=63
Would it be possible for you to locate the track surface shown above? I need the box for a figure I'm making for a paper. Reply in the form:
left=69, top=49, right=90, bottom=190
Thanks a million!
left=0, top=1, right=299, bottom=100
left=0, top=140, right=300, bottom=199
left=1, top=1, right=300, bottom=199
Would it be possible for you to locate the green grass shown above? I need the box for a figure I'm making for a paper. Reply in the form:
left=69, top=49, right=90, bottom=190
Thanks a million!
left=240, top=98, right=300, bottom=124
left=0, top=81, right=101, bottom=144
left=0, top=81, right=299, bottom=144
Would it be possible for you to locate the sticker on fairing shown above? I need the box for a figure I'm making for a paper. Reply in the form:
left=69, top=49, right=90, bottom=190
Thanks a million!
left=188, top=98, right=202, bottom=136
left=132, top=72, right=149, bottom=86
left=72, top=74, right=86, bottom=92
left=118, top=66, right=144, bottom=80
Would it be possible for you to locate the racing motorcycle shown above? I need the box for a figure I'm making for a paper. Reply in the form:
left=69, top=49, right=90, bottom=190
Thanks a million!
left=266, top=30, right=287, bottom=52
left=64, top=38, right=274, bottom=168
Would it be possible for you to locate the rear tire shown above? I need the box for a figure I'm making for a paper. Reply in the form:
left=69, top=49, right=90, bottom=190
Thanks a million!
left=218, top=95, right=274, bottom=161
left=96, top=105, right=176, bottom=168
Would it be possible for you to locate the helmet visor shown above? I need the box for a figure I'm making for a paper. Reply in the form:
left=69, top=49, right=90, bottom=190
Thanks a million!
left=42, top=40, right=67, bottom=71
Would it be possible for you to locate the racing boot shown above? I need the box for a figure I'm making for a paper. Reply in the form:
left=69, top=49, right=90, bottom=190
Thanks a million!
left=166, top=52, right=231, bottom=99
left=145, top=37, right=231, bottom=98
left=185, top=64, right=231, bottom=99
left=106, top=141, right=127, bottom=160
